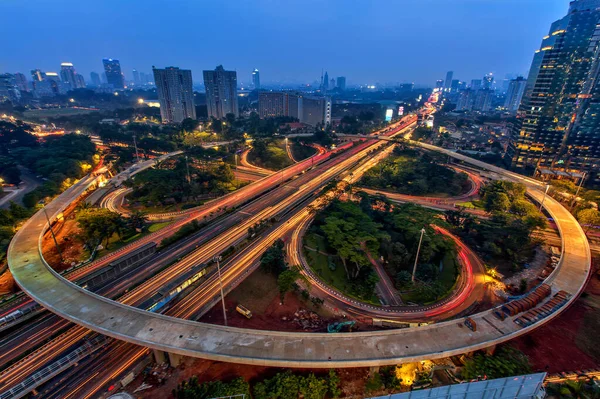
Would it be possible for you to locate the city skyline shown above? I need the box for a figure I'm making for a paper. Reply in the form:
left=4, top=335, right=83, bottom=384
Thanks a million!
left=1, top=0, right=569, bottom=85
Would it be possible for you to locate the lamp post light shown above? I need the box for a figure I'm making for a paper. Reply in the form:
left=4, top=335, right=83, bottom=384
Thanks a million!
left=42, top=205, right=63, bottom=263
left=539, top=184, right=550, bottom=211
left=411, top=228, right=426, bottom=283
left=214, top=255, right=227, bottom=326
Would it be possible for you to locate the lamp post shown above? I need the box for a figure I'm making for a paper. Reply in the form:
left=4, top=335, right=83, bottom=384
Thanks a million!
left=539, top=184, right=550, bottom=211
left=43, top=206, right=63, bottom=263
left=214, top=255, right=227, bottom=326
left=411, top=228, right=426, bottom=283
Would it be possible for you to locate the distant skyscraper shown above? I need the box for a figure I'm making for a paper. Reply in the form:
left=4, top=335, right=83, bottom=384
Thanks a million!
left=30, top=69, right=45, bottom=82
left=153, top=66, right=196, bottom=124
left=457, top=89, right=475, bottom=111
left=323, top=71, right=329, bottom=90
left=102, top=58, right=124, bottom=89
left=132, top=69, right=140, bottom=85
left=444, top=71, right=454, bottom=90
left=474, top=89, right=493, bottom=112
left=451, top=79, right=460, bottom=92
left=90, top=72, right=101, bottom=86
left=14, top=73, right=28, bottom=92
left=0, top=74, right=20, bottom=102
left=337, top=76, right=346, bottom=91
left=252, top=68, right=260, bottom=90
left=482, top=73, right=494, bottom=90
left=509, top=0, right=600, bottom=176
left=60, top=62, right=82, bottom=89
left=75, top=74, right=86, bottom=89
left=470, top=79, right=482, bottom=90
left=435, top=79, right=444, bottom=89
left=203, top=65, right=239, bottom=119
left=302, top=96, right=331, bottom=126
left=504, top=77, right=527, bottom=112
left=330, top=78, right=336, bottom=90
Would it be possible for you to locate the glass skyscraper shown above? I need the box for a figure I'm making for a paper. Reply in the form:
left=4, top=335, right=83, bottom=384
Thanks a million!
left=102, top=58, right=124, bottom=89
left=509, top=0, right=600, bottom=181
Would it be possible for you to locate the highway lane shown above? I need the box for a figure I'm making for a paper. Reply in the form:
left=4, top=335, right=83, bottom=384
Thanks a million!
left=0, top=119, right=414, bottom=395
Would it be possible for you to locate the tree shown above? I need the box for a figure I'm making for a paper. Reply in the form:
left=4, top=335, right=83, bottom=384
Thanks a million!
left=128, top=210, right=148, bottom=230
left=260, top=239, right=287, bottom=275
left=462, top=346, right=531, bottom=380
left=577, top=208, right=600, bottom=233
left=180, top=118, right=199, bottom=133
left=277, top=266, right=308, bottom=303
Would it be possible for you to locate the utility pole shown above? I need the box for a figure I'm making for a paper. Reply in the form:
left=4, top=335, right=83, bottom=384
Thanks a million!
left=214, top=255, right=227, bottom=326
left=570, top=172, right=587, bottom=210
left=539, top=184, right=550, bottom=211
left=43, top=206, right=63, bottom=262
left=411, top=228, right=426, bottom=283
left=133, top=134, right=140, bottom=163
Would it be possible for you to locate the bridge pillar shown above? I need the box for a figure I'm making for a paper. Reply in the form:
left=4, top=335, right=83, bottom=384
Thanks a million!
left=485, top=345, right=497, bottom=356
left=153, top=349, right=167, bottom=364
left=168, top=352, right=184, bottom=367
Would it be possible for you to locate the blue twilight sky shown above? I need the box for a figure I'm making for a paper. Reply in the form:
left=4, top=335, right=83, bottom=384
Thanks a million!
left=1, top=0, right=569, bottom=86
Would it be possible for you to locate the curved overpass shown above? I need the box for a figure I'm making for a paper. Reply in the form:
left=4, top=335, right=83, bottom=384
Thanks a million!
left=7, top=143, right=590, bottom=368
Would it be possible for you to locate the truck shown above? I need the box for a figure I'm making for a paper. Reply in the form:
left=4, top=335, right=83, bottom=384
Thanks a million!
left=236, top=304, right=252, bottom=319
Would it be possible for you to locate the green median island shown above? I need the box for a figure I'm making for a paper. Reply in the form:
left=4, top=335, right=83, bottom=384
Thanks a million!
left=303, top=194, right=460, bottom=305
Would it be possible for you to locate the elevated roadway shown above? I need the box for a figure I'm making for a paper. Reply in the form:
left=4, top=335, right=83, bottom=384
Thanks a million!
left=7, top=131, right=591, bottom=368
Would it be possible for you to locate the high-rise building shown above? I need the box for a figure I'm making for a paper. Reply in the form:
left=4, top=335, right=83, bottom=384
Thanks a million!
left=457, top=89, right=475, bottom=111
left=35, top=72, right=65, bottom=96
left=203, top=65, right=239, bottom=119
left=337, top=76, right=346, bottom=91
left=258, top=92, right=330, bottom=126
left=14, top=73, right=28, bottom=92
left=435, top=79, right=444, bottom=89
left=474, top=89, right=493, bottom=112
left=302, top=96, right=331, bottom=127
left=132, top=69, right=140, bottom=85
left=102, top=58, right=124, bottom=89
left=482, top=73, right=494, bottom=90
left=509, top=0, right=600, bottom=176
left=444, top=71, right=454, bottom=90
left=60, top=62, right=82, bottom=89
left=451, top=79, right=460, bottom=92
left=330, top=78, right=336, bottom=90
left=0, top=74, right=20, bottom=102
left=252, top=68, right=260, bottom=90
left=504, top=76, right=527, bottom=112
left=323, top=71, right=329, bottom=90
left=470, top=79, right=482, bottom=90
left=90, top=72, right=101, bottom=86
left=75, top=74, right=86, bottom=89
left=30, top=69, right=45, bottom=82
left=258, top=91, right=302, bottom=119
left=152, top=66, right=196, bottom=124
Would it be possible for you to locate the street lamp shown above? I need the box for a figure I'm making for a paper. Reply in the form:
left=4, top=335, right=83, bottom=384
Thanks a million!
left=411, top=228, right=426, bottom=283
left=539, top=184, right=550, bottom=211
left=42, top=205, right=63, bottom=263
left=214, top=255, right=227, bottom=326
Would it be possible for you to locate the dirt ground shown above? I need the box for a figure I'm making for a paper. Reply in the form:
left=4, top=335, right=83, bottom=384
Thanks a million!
left=510, top=260, right=600, bottom=373
left=0, top=269, right=15, bottom=295
left=41, top=217, right=85, bottom=272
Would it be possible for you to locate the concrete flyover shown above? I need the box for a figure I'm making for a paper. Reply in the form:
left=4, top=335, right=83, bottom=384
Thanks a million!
left=8, top=142, right=591, bottom=368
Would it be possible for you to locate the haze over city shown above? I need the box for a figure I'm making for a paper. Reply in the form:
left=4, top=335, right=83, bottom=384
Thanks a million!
left=3, top=0, right=569, bottom=85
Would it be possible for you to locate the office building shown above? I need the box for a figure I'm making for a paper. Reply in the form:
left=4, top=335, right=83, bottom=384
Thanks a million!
left=60, top=62, right=83, bottom=89
left=302, top=96, right=331, bottom=127
left=509, top=0, right=600, bottom=177
left=203, top=65, right=239, bottom=119
left=102, top=58, right=124, bottom=89
left=337, top=76, right=346, bottom=91
left=470, top=79, right=482, bottom=90
left=435, top=79, right=444, bottom=89
left=34, top=72, right=65, bottom=96
left=31, top=69, right=45, bottom=82
left=444, top=71, right=454, bottom=90
left=474, top=89, right=493, bottom=112
left=258, top=91, right=301, bottom=119
left=482, top=73, right=494, bottom=90
left=90, top=72, right=101, bottom=86
left=504, top=76, right=527, bottom=112
left=75, top=74, right=86, bottom=89
left=14, top=73, right=28, bottom=92
left=152, top=66, right=196, bottom=124
left=258, top=91, right=330, bottom=126
left=323, top=71, right=329, bottom=90
left=451, top=79, right=460, bottom=92
left=132, top=69, right=140, bottom=85
left=456, top=89, right=475, bottom=111
left=0, top=74, right=20, bottom=102
left=252, top=68, right=260, bottom=90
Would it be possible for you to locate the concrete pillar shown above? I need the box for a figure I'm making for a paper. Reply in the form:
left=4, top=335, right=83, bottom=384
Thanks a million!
left=485, top=345, right=497, bottom=356
left=369, top=366, right=380, bottom=376
left=168, top=352, right=184, bottom=367
left=153, top=349, right=166, bottom=364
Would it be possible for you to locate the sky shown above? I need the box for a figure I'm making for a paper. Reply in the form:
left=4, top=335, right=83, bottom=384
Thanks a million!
left=1, top=0, right=570, bottom=86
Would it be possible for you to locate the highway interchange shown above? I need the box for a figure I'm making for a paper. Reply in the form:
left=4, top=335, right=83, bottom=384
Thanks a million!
left=1, top=113, right=592, bottom=398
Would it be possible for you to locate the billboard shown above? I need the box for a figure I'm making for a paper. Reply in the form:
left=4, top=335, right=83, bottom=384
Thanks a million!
left=398, top=106, right=404, bottom=116
left=385, top=108, right=394, bottom=122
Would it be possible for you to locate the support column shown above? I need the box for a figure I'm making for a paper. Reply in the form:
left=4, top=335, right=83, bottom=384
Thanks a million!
left=168, top=352, right=184, bottom=367
left=369, top=366, right=380, bottom=376
left=153, top=349, right=166, bottom=364
left=485, top=345, right=497, bottom=355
